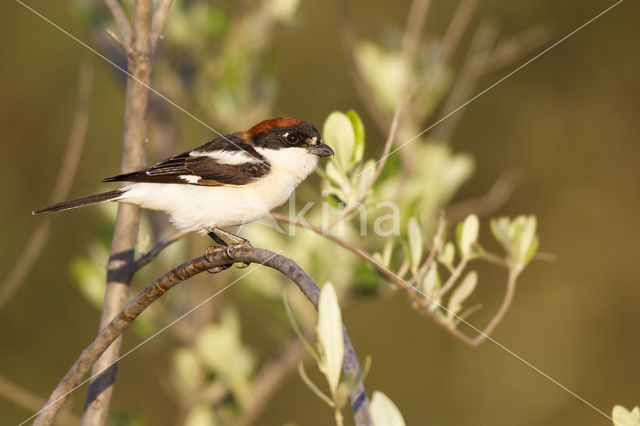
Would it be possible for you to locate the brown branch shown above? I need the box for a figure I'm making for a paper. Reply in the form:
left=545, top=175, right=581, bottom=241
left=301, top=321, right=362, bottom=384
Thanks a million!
left=102, top=0, right=132, bottom=47
left=31, top=247, right=370, bottom=426
left=0, top=66, right=93, bottom=310
left=0, top=375, right=80, bottom=426
left=82, top=1, right=156, bottom=424
left=271, top=213, right=520, bottom=347
left=150, top=0, right=173, bottom=52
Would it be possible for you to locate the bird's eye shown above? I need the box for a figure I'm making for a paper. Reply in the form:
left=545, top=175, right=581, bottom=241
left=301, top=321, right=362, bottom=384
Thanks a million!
left=285, top=133, right=299, bottom=144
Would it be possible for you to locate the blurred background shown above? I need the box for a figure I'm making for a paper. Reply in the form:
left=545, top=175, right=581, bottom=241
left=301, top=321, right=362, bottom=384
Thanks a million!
left=1, top=0, right=639, bottom=425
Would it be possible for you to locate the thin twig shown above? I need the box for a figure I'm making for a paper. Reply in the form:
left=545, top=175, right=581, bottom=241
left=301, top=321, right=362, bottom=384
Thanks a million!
left=0, top=375, right=80, bottom=426
left=445, top=171, right=521, bottom=222
left=401, top=0, right=431, bottom=72
left=150, top=0, right=173, bottom=52
left=0, top=66, right=93, bottom=310
left=435, top=256, right=469, bottom=299
left=83, top=1, right=155, bottom=423
left=272, top=213, right=518, bottom=347
left=31, top=247, right=371, bottom=426
left=439, top=0, right=478, bottom=65
left=326, top=102, right=404, bottom=229
left=102, top=0, right=132, bottom=47
left=432, top=19, right=498, bottom=142
left=134, top=230, right=187, bottom=270
left=472, top=269, right=517, bottom=345
left=105, top=28, right=128, bottom=51
left=483, top=25, right=549, bottom=74
left=414, top=211, right=446, bottom=282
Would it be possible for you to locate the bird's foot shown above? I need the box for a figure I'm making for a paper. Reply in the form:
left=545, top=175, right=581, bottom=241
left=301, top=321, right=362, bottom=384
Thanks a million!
left=206, top=229, right=252, bottom=269
left=204, top=245, right=232, bottom=274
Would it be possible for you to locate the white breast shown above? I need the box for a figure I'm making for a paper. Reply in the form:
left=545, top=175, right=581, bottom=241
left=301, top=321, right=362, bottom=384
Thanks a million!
left=118, top=147, right=319, bottom=233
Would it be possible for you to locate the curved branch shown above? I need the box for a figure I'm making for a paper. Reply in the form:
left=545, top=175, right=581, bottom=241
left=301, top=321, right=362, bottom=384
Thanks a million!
left=31, top=247, right=370, bottom=426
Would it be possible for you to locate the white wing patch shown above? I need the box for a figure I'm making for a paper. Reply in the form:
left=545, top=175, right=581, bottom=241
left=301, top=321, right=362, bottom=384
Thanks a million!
left=179, top=175, right=201, bottom=184
left=190, top=150, right=262, bottom=165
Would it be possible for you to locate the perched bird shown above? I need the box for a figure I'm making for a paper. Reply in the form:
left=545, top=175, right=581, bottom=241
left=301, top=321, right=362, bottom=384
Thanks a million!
left=33, top=117, right=333, bottom=244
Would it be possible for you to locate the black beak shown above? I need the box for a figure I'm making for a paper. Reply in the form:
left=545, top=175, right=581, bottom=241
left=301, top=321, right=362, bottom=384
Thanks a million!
left=308, top=142, right=334, bottom=157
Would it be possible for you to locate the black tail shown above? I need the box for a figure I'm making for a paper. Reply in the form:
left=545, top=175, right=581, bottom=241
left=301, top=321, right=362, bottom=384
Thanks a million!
left=32, top=189, right=124, bottom=215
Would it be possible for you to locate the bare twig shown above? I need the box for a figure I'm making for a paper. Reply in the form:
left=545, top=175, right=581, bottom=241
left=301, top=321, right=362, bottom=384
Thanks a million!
left=102, top=0, right=132, bottom=47
left=105, top=28, right=128, bottom=51
left=445, top=171, right=521, bottom=221
left=471, top=269, right=517, bottom=345
left=83, top=1, right=157, bottom=424
left=150, top=0, right=173, bottom=52
left=134, top=231, right=187, bottom=270
left=272, top=213, right=518, bottom=347
left=432, top=19, right=498, bottom=142
left=0, top=375, right=80, bottom=426
left=336, top=0, right=390, bottom=135
left=32, top=247, right=371, bottom=426
left=401, top=0, right=432, bottom=71
left=483, top=25, right=549, bottom=74
left=0, top=66, right=93, bottom=310
left=327, top=102, right=404, bottom=229
left=439, top=0, right=478, bottom=65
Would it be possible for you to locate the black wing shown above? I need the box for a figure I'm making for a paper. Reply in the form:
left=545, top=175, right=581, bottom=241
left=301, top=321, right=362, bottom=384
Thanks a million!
left=104, top=133, right=271, bottom=186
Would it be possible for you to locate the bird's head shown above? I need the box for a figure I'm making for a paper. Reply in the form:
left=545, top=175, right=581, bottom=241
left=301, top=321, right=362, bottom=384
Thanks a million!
left=243, top=117, right=334, bottom=157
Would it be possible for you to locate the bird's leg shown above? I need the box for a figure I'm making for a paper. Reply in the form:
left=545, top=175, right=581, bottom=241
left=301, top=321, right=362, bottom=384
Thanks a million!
left=207, top=228, right=251, bottom=269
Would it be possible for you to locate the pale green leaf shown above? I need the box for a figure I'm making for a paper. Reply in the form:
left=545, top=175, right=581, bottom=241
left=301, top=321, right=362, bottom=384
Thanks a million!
left=459, top=214, right=479, bottom=257
left=518, top=215, right=537, bottom=262
left=325, top=161, right=348, bottom=189
left=370, top=391, right=406, bottom=426
left=408, top=217, right=423, bottom=269
left=438, top=242, right=455, bottom=268
left=317, top=282, right=344, bottom=396
left=447, top=271, right=477, bottom=318
left=490, top=217, right=511, bottom=251
left=184, top=404, right=216, bottom=426
left=612, top=405, right=640, bottom=426
left=323, top=112, right=355, bottom=172
left=421, top=265, right=439, bottom=297
left=346, top=109, right=365, bottom=163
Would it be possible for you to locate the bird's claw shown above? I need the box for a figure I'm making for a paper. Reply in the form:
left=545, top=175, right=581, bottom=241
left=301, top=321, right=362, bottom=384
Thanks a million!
left=226, top=242, right=252, bottom=269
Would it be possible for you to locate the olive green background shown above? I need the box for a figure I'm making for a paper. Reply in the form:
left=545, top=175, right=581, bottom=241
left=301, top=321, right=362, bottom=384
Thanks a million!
left=1, top=1, right=639, bottom=425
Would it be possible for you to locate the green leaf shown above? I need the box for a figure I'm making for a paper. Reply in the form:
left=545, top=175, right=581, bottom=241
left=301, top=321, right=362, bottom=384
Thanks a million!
left=325, top=161, right=348, bottom=189
left=421, top=265, right=440, bottom=296
left=317, top=282, right=344, bottom=397
left=458, top=214, right=479, bottom=257
left=370, top=391, right=406, bottom=426
left=490, top=217, right=511, bottom=252
left=346, top=109, right=365, bottom=163
left=518, top=215, right=537, bottom=262
left=447, top=271, right=477, bottom=318
left=408, top=217, right=423, bottom=269
left=438, top=242, right=455, bottom=269
left=323, top=111, right=356, bottom=172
